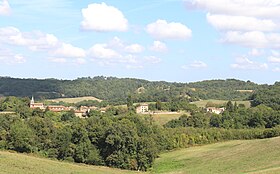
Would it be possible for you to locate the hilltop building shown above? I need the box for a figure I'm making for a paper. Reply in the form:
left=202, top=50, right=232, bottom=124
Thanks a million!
left=136, top=103, right=149, bottom=113
left=206, top=107, right=225, bottom=114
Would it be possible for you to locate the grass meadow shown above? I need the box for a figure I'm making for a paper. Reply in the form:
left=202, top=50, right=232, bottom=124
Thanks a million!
left=152, top=137, right=280, bottom=174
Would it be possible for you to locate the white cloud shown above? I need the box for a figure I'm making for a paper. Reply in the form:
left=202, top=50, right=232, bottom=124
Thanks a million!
left=187, top=0, right=280, bottom=50
left=53, top=43, right=86, bottom=58
left=81, top=2, right=128, bottom=32
left=231, top=56, right=268, bottom=70
left=268, top=56, right=280, bottom=63
left=0, top=48, right=26, bottom=64
left=0, top=26, right=87, bottom=64
left=0, top=0, right=11, bottom=16
left=124, top=44, right=144, bottom=53
left=182, top=60, right=208, bottom=69
left=222, top=31, right=280, bottom=48
left=186, top=0, right=280, bottom=18
left=248, top=48, right=263, bottom=57
left=48, top=58, right=67, bottom=63
left=207, top=13, right=278, bottom=32
left=146, top=19, right=192, bottom=40
left=144, top=56, right=161, bottom=64
left=126, top=65, right=143, bottom=69
left=273, top=67, right=280, bottom=72
left=88, top=44, right=121, bottom=59
left=150, top=41, right=168, bottom=52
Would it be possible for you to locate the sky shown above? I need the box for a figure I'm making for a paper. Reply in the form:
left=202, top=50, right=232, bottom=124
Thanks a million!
left=0, top=0, right=280, bottom=84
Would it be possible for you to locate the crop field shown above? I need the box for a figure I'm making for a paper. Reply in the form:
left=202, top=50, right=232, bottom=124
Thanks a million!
left=191, top=99, right=251, bottom=108
left=150, top=112, right=188, bottom=125
left=47, top=96, right=102, bottom=103
left=152, top=137, right=280, bottom=174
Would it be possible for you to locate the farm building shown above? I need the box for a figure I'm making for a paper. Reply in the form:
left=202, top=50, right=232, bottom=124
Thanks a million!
left=206, top=107, right=225, bottom=114
left=136, top=103, right=149, bottom=113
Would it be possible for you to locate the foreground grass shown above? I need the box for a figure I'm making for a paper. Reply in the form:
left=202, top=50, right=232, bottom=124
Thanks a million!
left=47, top=96, right=102, bottom=103
left=152, top=137, right=280, bottom=174
left=191, top=99, right=251, bottom=108
left=0, top=151, right=141, bottom=174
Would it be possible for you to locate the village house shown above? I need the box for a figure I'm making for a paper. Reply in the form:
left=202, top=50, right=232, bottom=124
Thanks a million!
left=136, top=103, right=149, bottom=114
left=30, top=97, right=88, bottom=117
left=206, top=107, right=225, bottom=114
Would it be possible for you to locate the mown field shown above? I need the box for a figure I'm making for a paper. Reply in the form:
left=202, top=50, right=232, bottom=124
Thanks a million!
left=152, top=137, right=280, bottom=174
left=191, top=99, right=251, bottom=108
left=0, top=151, right=140, bottom=174
left=47, top=96, right=102, bottom=103
left=150, top=112, right=188, bottom=125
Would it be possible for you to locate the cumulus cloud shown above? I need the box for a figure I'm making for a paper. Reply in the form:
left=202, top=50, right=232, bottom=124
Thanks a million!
left=124, top=44, right=144, bottom=53
left=207, top=14, right=278, bottom=32
left=186, top=0, right=280, bottom=18
left=222, top=31, right=280, bottom=48
left=0, top=0, right=11, bottom=16
left=146, top=19, right=192, bottom=40
left=53, top=43, right=86, bottom=58
left=0, top=48, right=26, bottom=64
left=0, top=26, right=86, bottom=64
left=81, top=2, right=128, bottom=32
left=144, top=56, right=161, bottom=64
left=186, top=0, right=280, bottom=50
left=231, top=56, right=268, bottom=70
left=248, top=48, right=264, bottom=57
left=182, top=60, right=208, bottom=69
left=150, top=41, right=168, bottom=52
left=88, top=44, right=121, bottom=59
left=268, top=56, right=280, bottom=63
left=273, top=67, right=280, bottom=72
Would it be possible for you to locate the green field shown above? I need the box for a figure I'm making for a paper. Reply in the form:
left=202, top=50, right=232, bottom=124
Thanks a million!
left=191, top=99, right=251, bottom=108
left=0, top=151, right=141, bottom=174
left=152, top=137, right=280, bottom=174
left=150, top=112, right=188, bottom=125
left=47, top=96, right=102, bottom=103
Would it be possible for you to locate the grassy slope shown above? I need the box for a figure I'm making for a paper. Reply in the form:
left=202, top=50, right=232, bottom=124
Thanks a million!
left=152, top=137, right=280, bottom=174
left=47, top=96, right=102, bottom=103
left=0, top=151, right=141, bottom=174
left=152, top=114, right=182, bottom=125
left=191, top=99, right=251, bottom=108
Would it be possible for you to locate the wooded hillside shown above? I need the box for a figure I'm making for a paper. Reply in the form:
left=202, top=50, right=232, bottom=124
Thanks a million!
left=0, top=76, right=267, bottom=103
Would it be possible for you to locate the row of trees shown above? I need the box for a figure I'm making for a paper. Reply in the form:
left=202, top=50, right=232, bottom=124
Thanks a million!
left=0, top=111, right=169, bottom=171
left=165, top=104, right=280, bottom=129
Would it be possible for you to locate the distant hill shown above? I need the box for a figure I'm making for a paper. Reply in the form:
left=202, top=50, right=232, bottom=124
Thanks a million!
left=0, top=76, right=267, bottom=103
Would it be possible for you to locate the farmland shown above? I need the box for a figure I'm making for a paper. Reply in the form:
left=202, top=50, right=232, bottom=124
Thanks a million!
left=191, top=99, right=251, bottom=108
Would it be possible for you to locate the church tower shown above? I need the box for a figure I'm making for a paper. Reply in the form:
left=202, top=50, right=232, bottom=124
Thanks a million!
left=31, top=96, right=35, bottom=104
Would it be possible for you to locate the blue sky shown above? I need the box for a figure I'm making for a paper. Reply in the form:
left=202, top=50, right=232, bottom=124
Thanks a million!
left=0, top=0, right=279, bottom=84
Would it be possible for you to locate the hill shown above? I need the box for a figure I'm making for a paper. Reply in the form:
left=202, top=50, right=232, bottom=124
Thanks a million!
left=152, top=137, right=280, bottom=174
left=0, top=151, right=141, bottom=174
left=0, top=76, right=265, bottom=103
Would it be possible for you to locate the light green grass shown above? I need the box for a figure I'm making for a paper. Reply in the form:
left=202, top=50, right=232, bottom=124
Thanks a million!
left=152, top=137, right=280, bottom=174
left=151, top=112, right=189, bottom=125
left=0, top=151, right=141, bottom=174
left=47, top=96, right=102, bottom=103
left=191, top=99, right=251, bottom=108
